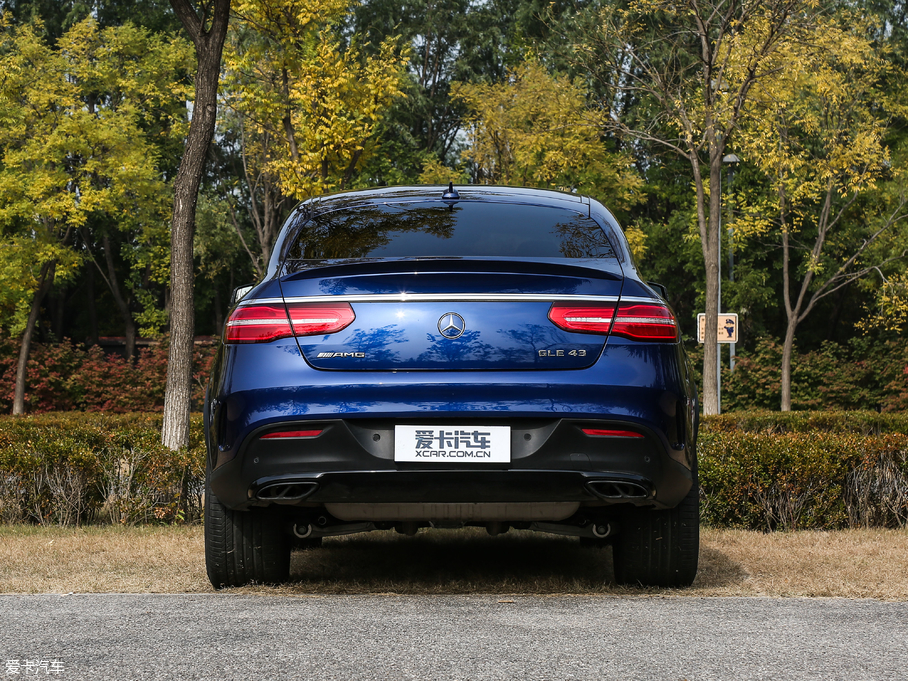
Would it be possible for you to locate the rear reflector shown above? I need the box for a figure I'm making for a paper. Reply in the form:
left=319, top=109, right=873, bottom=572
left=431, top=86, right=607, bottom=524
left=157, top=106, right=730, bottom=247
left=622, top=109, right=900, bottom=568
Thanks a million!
left=226, top=302, right=354, bottom=344
left=582, top=428, right=644, bottom=438
left=260, top=430, right=323, bottom=439
left=548, top=301, right=678, bottom=341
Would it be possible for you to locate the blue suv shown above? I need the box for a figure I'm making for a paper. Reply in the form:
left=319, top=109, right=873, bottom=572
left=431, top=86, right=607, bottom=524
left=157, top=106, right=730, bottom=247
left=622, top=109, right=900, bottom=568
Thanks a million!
left=204, top=185, right=699, bottom=588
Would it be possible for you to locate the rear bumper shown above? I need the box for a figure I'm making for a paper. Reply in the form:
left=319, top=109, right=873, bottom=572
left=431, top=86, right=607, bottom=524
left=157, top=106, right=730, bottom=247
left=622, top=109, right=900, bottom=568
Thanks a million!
left=206, top=338, right=698, bottom=517
left=208, top=417, right=694, bottom=513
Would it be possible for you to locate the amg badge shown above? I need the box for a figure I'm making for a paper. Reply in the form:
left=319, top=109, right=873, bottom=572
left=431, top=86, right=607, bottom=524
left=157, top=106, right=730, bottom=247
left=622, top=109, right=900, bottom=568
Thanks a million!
left=316, top=352, right=366, bottom=358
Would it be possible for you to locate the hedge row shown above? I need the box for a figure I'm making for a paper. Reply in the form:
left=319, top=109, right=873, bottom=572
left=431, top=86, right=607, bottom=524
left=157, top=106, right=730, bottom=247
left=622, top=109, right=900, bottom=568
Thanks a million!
left=699, top=430, right=908, bottom=530
left=701, top=410, right=908, bottom=435
left=0, top=413, right=205, bottom=526
left=697, top=411, right=908, bottom=529
left=0, top=411, right=906, bottom=531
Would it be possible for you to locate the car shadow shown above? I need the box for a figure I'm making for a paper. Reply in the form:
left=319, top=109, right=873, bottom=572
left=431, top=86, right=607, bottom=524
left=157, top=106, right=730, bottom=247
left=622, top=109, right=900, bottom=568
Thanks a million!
left=279, top=528, right=750, bottom=594
left=694, top=545, right=750, bottom=588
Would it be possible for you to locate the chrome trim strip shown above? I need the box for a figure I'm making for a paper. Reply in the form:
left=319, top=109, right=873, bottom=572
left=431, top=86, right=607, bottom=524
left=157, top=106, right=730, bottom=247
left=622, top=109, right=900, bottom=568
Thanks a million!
left=618, top=296, right=666, bottom=303
left=239, top=293, right=660, bottom=306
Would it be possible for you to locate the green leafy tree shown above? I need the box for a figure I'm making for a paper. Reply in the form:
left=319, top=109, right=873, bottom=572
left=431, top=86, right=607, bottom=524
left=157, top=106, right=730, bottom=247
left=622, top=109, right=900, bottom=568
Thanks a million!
left=737, top=15, right=908, bottom=410
left=350, top=0, right=544, bottom=183
left=0, top=18, right=189, bottom=413
left=0, top=0, right=182, bottom=40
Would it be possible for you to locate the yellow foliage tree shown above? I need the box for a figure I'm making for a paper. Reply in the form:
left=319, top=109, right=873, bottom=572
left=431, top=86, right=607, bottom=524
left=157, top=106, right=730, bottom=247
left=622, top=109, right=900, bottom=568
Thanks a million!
left=220, top=0, right=409, bottom=273
left=737, top=15, right=908, bottom=410
left=445, top=61, right=642, bottom=211
left=860, top=272, right=908, bottom=332
left=570, top=0, right=835, bottom=414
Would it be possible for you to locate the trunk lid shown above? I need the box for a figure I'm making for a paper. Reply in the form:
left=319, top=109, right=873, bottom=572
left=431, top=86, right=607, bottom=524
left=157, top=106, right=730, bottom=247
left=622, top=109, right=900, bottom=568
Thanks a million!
left=278, top=259, right=625, bottom=371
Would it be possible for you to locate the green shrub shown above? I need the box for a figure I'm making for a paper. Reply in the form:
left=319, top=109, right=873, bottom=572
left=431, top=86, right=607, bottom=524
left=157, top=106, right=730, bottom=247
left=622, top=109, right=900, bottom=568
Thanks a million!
left=699, top=432, right=908, bottom=531
left=685, top=337, right=908, bottom=412
left=718, top=338, right=908, bottom=412
left=698, top=416, right=908, bottom=530
left=0, top=413, right=205, bottom=526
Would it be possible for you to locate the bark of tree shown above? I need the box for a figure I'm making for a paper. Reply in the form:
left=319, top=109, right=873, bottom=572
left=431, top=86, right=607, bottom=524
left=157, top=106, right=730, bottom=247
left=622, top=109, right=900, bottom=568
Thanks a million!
left=12, top=261, right=56, bottom=415
left=162, top=0, right=231, bottom=450
left=701, top=146, right=724, bottom=416
left=781, top=316, right=797, bottom=412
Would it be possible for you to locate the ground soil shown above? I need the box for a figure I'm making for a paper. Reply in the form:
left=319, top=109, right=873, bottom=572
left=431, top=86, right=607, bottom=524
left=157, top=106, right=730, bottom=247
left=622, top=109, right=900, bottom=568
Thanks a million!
left=2, top=525, right=906, bottom=599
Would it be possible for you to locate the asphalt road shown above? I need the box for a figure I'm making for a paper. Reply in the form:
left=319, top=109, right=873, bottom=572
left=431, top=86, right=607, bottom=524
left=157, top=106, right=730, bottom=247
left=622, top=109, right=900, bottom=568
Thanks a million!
left=2, top=594, right=906, bottom=680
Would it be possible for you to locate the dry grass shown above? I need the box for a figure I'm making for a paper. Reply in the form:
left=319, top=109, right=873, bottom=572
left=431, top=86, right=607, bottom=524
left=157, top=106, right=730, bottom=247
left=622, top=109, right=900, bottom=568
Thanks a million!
left=0, top=525, right=207, bottom=593
left=1, top=525, right=906, bottom=600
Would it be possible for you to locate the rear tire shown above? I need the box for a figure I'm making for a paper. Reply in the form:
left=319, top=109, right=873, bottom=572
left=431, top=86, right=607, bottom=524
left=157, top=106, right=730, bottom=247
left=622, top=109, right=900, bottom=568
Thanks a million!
left=612, top=471, right=699, bottom=587
left=205, top=471, right=291, bottom=589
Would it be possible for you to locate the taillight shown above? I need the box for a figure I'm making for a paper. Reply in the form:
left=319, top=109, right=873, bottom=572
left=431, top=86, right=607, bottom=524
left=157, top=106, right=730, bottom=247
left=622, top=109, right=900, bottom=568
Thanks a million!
left=226, top=304, right=294, bottom=343
left=286, top=302, right=355, bottom=336
left=611, top=304, right=678, bottom=341
left=225, top=302, right=354, bottom=344
left=547, top=305, right=616, bottom=334
left=548, top=301, right=678, bottom=341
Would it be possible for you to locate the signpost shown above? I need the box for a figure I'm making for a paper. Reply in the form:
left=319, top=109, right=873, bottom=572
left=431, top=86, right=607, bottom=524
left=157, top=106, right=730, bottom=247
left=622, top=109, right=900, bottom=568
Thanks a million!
left=698, top=311, right=738, bottom=415
left=697, top=313, right=738, bottom=344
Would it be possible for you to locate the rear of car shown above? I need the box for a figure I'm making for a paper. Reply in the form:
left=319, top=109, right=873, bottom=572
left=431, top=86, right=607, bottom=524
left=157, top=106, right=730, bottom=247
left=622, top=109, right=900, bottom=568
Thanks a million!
left=204, top=186, right=699, bottom=588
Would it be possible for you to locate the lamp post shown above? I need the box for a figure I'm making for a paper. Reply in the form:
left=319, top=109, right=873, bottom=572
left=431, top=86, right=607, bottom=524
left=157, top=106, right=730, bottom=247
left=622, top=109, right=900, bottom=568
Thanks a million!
left=717, top=153, right=741, bottom=414
left=723, top=154, right=740, bottom=373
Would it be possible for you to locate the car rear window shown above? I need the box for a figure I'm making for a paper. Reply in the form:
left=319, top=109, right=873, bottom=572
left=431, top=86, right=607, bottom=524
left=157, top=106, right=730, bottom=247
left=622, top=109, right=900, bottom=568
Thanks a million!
left=285, top=201, right=616, bottom=260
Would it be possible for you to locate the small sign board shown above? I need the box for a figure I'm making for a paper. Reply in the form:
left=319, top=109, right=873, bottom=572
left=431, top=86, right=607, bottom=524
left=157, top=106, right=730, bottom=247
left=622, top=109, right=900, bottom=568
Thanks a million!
left=698, top=313, right=739, bottom=343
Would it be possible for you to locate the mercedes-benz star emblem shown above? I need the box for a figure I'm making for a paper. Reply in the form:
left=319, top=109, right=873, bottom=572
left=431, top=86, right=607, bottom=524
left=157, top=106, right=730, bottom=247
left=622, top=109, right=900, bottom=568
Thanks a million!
left=438, top=312, right=466, bottom=339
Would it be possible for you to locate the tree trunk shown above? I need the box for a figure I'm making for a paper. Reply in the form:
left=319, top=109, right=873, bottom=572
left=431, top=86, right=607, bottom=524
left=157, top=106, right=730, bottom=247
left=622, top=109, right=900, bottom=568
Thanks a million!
left=13, top=261, right=56, bottom=415
left=699, top=145, right=725, bottom=415
left=780, top=317, right=797, bottom=411
left=162, top=0, right=231, bottom=450
left=779, top=182, right=807, bottom=413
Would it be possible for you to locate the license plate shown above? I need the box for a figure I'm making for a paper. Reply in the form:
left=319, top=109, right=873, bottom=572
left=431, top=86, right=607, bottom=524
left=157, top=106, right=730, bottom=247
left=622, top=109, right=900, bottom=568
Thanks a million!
left=394, top=426, right=511, bottom=463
